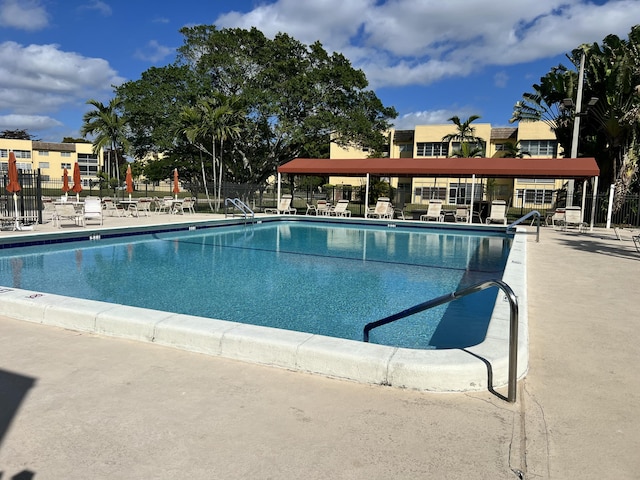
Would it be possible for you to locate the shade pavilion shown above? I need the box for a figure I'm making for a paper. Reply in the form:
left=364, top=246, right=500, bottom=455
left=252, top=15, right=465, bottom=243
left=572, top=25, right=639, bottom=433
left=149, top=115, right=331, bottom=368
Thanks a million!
left=276, top=157, right=600, bottom=227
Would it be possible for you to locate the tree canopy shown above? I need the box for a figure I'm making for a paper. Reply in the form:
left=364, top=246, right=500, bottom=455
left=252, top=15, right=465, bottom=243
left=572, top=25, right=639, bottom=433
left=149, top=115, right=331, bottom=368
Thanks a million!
left=511, top=25, right=640, bottom=208
left=116, top=26, right=397, bottom=190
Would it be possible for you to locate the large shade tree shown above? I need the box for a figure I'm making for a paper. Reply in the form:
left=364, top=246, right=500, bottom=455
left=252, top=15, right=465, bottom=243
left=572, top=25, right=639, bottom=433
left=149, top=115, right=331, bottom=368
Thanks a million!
left=117, top=26, right=397, bottom=192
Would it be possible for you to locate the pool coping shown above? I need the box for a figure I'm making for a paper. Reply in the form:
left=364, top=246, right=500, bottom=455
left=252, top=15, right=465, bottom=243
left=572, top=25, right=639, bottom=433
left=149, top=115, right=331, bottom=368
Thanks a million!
left=0, top=217, right=528, bottom=393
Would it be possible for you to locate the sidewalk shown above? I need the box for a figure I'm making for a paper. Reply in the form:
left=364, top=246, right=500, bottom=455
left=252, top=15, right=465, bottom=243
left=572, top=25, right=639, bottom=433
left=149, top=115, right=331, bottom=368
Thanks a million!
left=1, top=223, right=639, bottom=479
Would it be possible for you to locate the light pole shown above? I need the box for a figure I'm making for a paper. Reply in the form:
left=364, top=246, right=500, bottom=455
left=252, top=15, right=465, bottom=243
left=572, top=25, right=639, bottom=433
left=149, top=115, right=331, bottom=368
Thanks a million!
left=566, top=53, right=586, bottom=207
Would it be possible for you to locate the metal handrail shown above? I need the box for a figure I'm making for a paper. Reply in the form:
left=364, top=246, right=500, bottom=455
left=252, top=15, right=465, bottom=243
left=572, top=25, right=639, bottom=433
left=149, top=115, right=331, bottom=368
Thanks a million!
left=508, top=210, right=541, bottom=242
left=225, top=198, right=255, bottom=222
left=363, top=279, right=519, bottom=403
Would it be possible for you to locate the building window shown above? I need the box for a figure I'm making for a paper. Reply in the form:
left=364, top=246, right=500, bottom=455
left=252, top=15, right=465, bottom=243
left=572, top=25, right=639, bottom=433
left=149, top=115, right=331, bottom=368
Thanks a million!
left=448, top=182, right=483, bottom=204
left=416, top=142, right=448, bottom=157
left=516, top=178, right=556, bottom=184
left=516, top=189, right=555, bottom=205
left=78, top=153, right=99, bottom=163
left=61, top=163, right=71, bottom=169
left=414, top=186, right=446, bottom=200
left=61, top=151, right=71, bottom=157
left=38, top=150, right=49, bottom=156
left=519, top=140, right=557, bottom=156
left=17, top=162, right=32, bottom=171
left=39, top=162, right=50, bottom=169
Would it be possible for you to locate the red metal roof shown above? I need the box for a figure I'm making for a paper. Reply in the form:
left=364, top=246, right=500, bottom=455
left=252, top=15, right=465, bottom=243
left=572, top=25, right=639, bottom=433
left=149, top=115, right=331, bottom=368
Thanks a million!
left=278, top=157, right=600, bottom=178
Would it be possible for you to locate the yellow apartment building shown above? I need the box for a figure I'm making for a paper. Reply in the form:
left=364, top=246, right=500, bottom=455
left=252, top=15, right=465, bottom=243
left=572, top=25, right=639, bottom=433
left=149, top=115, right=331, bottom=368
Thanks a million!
left=1, top=138, right=103, bottom=187
left=329, top=121, right=565, bottom=208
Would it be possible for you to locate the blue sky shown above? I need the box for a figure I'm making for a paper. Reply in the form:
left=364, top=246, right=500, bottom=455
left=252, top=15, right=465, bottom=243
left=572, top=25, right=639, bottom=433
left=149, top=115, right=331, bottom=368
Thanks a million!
left=0, top=0, right=638, bottom=143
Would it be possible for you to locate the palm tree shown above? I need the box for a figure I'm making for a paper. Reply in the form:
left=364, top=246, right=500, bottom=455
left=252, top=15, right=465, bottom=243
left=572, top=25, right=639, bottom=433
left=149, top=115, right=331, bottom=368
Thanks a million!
left=442, top=115, right=486, bottom=157
left=176, top=93, right=244, bottom=211
left=81, top=98, right=129, bottom=188
left=510, top=65, right=577, bottom=155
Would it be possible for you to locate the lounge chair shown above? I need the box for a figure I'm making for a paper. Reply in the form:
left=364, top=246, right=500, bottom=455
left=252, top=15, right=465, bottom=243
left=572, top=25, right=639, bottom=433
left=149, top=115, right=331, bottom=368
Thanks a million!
left=486, top=200, right=507, bottom=225
left=420, top=200, right=444, bottom=222
left=265, top=194, right=297, bottom=214
left=83, top=197, right=103, bottom=226
left=558, top=206, right=587, bottom=232
left=366, top=197, right=392, bottom=219
left=55, top=203, right=84, bottom=227
left=328, top=199, right=352, bottom=217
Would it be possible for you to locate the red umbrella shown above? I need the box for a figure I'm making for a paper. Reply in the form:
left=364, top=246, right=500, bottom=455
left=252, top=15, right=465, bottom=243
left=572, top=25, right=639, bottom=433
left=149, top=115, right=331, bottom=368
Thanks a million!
left=62, top=167, right=70, bottom=197
left=125, top=164, right=133, bottom=201
left=173, top=168, right=180, bottom=199
left=6, top=151, right=21, bottom=230
left=71, top=162, right=83, bottom=201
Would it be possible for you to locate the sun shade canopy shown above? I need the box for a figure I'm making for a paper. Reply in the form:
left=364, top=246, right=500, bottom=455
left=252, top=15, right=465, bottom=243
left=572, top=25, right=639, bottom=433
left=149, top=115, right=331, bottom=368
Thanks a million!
left=278, top=157, right=600, bottom=178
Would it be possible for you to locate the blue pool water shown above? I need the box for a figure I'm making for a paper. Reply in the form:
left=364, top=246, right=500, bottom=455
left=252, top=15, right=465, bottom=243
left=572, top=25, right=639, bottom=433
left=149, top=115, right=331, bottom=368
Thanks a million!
left=0, top=221, right=512, bottom=349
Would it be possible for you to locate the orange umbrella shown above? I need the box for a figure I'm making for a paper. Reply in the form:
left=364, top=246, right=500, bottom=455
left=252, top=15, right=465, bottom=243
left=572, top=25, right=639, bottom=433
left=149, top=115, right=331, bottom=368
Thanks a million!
left=125, top=164, right=133, bottom=201
left=71, top=162, right=83, bottom=202
left=172, top=168, right=180, bottom=199
left=62, top=167, right=70, bottom=197
left=6, top=151, right=21, bottom=230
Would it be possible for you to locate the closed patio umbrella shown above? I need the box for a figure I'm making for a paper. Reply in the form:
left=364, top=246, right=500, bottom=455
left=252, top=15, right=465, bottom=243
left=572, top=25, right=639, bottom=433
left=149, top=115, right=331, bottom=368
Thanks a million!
left=173, top=168, right=180, bottom=199
left=6, top=151, right=21, bottom=230
left=125, top=164, right=133, bottom=201
left=71, top=162, right=83, bottom=202
left=62, top=167, right=70, bottom=199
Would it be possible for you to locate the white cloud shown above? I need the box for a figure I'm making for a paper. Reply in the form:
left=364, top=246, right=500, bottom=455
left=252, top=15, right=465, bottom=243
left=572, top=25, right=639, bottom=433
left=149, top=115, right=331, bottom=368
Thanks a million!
left=393, top=110, right=459, bottom=129
left=0, top=42, right=125, bottom=115
left=134, top=40, right=175, bottom=63
left=79, top=0, right=112, bottom=17
left=215, top=0, right=640, bottom=88
left=0, top=0, right=48, bottom=31
left=0, top=114, right=62, bottom=131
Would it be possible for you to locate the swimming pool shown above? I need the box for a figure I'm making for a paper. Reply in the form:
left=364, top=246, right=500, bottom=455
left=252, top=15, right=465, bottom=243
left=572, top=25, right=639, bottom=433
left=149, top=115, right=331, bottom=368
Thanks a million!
left=0, top=217, right=529, bottom=392
left=0, top=221, right=510, bottom=349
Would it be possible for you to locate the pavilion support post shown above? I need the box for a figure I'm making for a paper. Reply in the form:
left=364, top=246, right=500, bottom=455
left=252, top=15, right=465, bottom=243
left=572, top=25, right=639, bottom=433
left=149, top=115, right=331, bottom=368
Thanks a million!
left=606, top=183, right=615, bottom=229
left=469, top=174, right=476, bottom=223
left=277, top=172, right=282, bottom=209
left=590, top=176, right=598, bottom=232
left=581, top=179, right=587, bottom=223
left=365, top=173, right=370, bottom=217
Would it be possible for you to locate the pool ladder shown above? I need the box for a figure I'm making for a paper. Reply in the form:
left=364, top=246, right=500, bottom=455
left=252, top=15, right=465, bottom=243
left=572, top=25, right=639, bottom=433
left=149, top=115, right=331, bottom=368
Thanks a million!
left=224, top=198, right=255, bottom=224
left=507, top=210, right=541, bottom=242
left=363, top=279, right=519, bottom=403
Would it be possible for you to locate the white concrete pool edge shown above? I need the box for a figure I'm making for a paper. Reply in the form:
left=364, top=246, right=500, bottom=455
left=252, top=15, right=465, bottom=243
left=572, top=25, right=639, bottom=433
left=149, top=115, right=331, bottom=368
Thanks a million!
left=0, top=227, right=528, bottom=393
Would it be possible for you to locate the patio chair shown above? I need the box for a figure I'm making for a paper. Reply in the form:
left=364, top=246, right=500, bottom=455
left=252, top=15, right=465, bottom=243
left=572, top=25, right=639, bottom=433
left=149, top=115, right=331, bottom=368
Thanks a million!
left=305, top=203, right=317, bottom=215
left=180, top=197, right=196, bottom=214
left=558, top=206, right=587, bottom=232
left=454, top=206, right=469, bottom=223
left=83, top=197, right=103, bottom=226
left=135, top=198, right=152, bottom=217
left=420, top=200, right=444, bottom=222
left=55, top=203, right=84, bottom=228
left=366, top=197, right=392, bottom=219
left=486, top=200, right=508, bottom=225
left=103, top=198, right=124, bottom=217
left=316, top=200, right=330, bottom=216
left=265, top=194, right=297, bottom=214
left=328, top=199, right=352, bottom=217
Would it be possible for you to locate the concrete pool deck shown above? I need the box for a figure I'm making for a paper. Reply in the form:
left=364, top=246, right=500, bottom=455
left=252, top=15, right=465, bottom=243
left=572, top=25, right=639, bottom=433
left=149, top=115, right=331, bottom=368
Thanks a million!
left=1, top=214, right=639, bottom=478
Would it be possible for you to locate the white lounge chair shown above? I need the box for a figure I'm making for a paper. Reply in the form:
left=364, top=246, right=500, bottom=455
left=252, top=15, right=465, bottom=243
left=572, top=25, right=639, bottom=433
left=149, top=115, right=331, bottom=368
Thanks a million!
left=83, top=197, right=103, bottom=225
left=328, top=199, right=351, bottom=217
left=366, top=197, right=392, bottom=219
left=103, top=198, right=124, bottom=217
left=265, top=194, right=297, bottom=214
left=420, top=200, right=444, bottom=222
left=486, top=200, right=508, bottom=225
